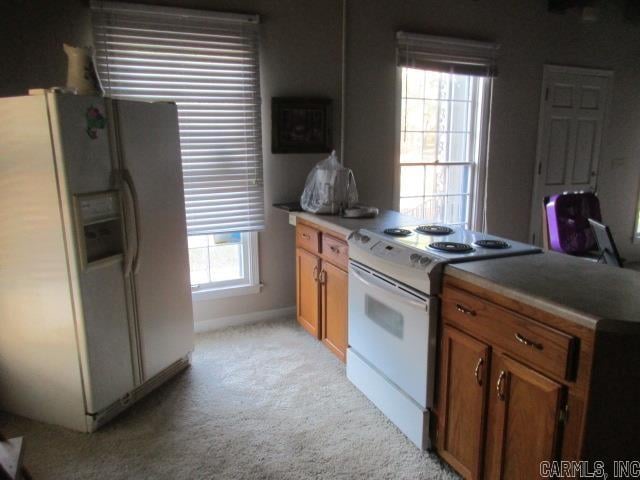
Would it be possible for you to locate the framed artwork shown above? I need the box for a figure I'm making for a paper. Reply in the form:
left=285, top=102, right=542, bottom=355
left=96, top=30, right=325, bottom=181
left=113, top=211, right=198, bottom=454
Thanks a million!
left=271, top=97, right=332, bottom=153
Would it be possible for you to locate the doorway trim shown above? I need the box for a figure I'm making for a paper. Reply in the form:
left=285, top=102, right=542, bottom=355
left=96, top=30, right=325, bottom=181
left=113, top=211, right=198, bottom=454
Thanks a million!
left=528, top=64, right=614, bottom=245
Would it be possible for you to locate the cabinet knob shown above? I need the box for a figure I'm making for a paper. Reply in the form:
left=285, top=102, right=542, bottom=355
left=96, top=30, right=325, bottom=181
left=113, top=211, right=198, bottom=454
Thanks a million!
left=496, top=370, right=507, bottom=401
left=515, top=332, right=543, bottom=350
left=301, top=233, right=311, bottom=240
left=474, top=357, right=484, bottom=386
left=456, top=303, right=476, bottom=316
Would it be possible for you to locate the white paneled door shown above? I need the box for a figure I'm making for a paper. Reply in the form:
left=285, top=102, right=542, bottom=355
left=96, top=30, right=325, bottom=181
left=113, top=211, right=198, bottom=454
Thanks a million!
left=529, top=65, right=612, bottom=245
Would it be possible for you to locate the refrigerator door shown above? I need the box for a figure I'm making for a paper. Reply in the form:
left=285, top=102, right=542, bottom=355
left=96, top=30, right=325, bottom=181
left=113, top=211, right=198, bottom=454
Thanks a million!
left=0, top=94, right=87, bottom=431
left=50, top=94, right=136, bottom=414
left=115, top=100, right=194, bottom=381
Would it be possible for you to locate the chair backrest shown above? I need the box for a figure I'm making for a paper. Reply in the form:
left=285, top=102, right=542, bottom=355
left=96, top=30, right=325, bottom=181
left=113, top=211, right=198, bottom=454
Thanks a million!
left=541, top=195, right=551, bottom=250
left=545, top=191, right=602, bottom=254
left=588, top=219, right=623, bottom=267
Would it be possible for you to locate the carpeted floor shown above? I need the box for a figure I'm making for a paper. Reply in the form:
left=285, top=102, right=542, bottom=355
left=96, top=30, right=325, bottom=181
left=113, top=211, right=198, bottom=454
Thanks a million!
left=0, top=318, right=458, bottom=479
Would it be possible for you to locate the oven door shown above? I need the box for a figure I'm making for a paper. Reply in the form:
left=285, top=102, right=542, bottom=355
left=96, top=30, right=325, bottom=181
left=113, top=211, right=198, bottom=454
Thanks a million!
left=348, top=261, right=436, bottom=409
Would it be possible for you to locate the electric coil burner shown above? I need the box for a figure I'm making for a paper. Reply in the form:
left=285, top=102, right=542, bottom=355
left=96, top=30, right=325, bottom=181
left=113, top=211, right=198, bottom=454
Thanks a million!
left=416, top=225, right=454, bottom=235
left=384, top=228, right=413, bottom=237
left=429, top=241, right=474, bottom=253
left=474, top=239, right=511, bottom=249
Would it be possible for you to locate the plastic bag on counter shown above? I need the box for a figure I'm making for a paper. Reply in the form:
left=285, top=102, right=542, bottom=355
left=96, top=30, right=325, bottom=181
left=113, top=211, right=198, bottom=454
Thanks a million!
left=300, top=151, right=358, bottom=214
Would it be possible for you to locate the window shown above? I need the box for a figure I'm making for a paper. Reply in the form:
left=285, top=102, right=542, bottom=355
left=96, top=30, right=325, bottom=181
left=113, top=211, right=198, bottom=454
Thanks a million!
left=188, top=232, right=259, bottom=298
left=399, top=69, right=487, bottom=227
left=91, top=2, right=264, bottom=297
left=396, top=32, right=498, bottom=230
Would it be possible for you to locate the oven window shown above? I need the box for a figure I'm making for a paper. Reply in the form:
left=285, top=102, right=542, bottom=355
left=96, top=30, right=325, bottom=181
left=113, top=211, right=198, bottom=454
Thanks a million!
left=365, top=295, right=404, bottom=339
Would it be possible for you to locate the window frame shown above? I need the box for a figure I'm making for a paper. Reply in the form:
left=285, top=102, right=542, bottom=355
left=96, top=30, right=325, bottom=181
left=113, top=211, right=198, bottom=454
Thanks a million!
left=393, top=67, right=493, bottom=231
left=190, top=231, right=261, bottom=301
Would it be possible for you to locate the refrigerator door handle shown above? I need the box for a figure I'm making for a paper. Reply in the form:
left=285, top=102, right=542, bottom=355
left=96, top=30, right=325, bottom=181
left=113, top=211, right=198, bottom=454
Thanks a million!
left=122, top=169, right=142, bottom=276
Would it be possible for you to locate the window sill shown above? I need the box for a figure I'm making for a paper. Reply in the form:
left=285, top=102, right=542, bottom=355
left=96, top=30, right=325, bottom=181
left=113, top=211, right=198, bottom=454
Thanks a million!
left=192, top=283, right=263, bottom=302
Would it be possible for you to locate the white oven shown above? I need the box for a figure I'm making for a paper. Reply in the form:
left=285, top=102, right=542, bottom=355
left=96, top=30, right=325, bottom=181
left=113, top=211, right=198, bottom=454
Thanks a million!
left=346, top=260, right=437, bottom=450
left=346, top=226, right=540, bottom=450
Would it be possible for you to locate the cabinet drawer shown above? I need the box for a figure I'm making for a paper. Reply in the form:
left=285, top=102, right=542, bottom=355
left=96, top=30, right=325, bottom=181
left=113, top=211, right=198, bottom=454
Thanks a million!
left=322, top=234, right=348, bottom=270
left=296, top=223, right=320, bottom=254
left=442, top=287, right=577, bottom=381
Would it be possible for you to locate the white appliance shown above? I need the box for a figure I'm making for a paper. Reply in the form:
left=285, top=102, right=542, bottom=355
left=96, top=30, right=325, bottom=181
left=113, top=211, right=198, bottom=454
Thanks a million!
left=347, top=224, right=541, bottom=449
left=0, top=91, right=194, bottom=432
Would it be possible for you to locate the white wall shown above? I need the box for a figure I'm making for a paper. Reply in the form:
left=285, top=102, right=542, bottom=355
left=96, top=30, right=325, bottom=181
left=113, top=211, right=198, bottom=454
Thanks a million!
left=343, top=0, right=640, bottom=260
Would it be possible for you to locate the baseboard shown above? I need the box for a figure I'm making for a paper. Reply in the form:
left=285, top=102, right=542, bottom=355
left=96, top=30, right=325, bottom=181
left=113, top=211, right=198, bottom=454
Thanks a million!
left=194, top=305, right=296, bottom=333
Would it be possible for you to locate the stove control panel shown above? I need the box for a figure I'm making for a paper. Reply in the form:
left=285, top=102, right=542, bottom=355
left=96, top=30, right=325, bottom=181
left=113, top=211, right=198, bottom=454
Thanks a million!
left=349, top=230, right=435, bottom=270
left=369, top=241, right=431, bottom=270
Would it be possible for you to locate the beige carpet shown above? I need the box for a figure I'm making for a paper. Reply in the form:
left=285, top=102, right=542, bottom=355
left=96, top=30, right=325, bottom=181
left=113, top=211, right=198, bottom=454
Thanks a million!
left=0, top=318, right=458, bottom=479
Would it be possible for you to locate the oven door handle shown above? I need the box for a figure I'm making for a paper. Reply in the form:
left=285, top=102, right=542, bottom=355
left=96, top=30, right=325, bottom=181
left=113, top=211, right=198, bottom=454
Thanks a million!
left=350, top=265, right=428, bottom=310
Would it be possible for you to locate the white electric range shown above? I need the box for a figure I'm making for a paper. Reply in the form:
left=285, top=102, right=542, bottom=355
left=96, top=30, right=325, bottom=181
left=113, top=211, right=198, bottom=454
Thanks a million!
left=346, top=224, right=541, bottom=450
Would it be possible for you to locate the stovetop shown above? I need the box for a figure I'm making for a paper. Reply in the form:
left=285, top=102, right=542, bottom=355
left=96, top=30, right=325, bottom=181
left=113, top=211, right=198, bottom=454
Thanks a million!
left=348, top=224, right=542, bottom=295
left=378, top=225, right=540, bottom=261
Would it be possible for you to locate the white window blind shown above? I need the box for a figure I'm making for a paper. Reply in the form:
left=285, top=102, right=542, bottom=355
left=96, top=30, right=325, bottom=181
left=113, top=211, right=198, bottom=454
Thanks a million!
left=91, top=1, right=264, bottom=234
left=397, top=31, right=499, bottom=77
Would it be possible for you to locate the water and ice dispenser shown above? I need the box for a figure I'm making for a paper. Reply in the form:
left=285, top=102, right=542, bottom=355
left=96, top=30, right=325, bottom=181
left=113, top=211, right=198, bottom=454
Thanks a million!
left=74, top=191, right=124, bottom=267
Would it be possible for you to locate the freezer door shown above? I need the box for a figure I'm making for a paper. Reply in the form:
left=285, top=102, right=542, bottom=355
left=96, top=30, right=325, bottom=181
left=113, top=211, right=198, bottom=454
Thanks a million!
left=114, top=100, right=194, bottom=380
left=50, top=94, right=136, bottom=414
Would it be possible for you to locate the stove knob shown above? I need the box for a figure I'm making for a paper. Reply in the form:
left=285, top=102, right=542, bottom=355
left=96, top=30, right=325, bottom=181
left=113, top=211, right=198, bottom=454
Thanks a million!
left=420, top=256, right=431, bottom=265
left=360, top=235, right=370, bottom=243
left=410, top=253, right=421, bottom=263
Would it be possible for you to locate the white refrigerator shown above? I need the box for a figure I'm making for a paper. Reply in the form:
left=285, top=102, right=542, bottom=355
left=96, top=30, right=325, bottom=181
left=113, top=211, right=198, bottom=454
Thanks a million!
left=0, top=91, right=194, bottom=432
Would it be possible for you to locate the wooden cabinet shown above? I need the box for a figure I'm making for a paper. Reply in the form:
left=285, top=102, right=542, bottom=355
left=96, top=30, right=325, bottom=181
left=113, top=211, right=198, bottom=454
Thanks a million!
left=484, top=354, right=565, bottom=480
left=437, top=326, right=490, bottom=480
left=320, top=260, right=348, bottom=362
left=436, top=275, right=586, bottom=479
left=441, top=286, right=577, bottom=381
left=295, top=221, right=348, bottom=362
left=296, top=247, right=320, bottom=338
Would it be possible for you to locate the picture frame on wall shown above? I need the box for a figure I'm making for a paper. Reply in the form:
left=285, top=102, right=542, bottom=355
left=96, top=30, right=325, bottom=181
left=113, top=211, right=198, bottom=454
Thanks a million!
left=271, top=97, right=332, bottom=153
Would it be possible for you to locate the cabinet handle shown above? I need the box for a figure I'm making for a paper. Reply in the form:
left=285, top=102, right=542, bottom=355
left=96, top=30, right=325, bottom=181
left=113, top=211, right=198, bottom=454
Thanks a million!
left=456, top=303, right=476, bottom=316
left=312, top=265, right=319, bottom=282
left=330, top=245, right=340, bottom=254
left=319, top=270, right=327, bottom=285
left=515, top=332, right=543, bottom=350
left=301, top=233, right=311, bottom=240
left=474, top=358, right=484, bottom=386
left=496, top=370, right=507, bottom=401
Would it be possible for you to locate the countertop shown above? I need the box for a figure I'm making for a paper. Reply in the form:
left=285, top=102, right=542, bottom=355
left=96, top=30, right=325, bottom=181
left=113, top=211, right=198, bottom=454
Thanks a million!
left=280, top=207, right=640, bottom=332
left=446, top=252, right=640, bottom=333
left=285, top=209, right=420, bottom=238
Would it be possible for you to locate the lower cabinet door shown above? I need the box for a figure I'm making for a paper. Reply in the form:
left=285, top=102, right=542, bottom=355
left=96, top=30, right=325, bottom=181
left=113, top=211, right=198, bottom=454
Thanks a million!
left=321, top=260, right=348, bottom=362
left=296, top=247, right=320, bottom=338
left=437, top=326, right=490, bottom=480
left=484, top=353, right=565, bottom=480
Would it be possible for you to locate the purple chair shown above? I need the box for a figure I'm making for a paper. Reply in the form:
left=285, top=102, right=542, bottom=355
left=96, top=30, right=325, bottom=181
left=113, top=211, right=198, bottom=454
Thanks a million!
left=545, top=192, right=602, bottom=256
